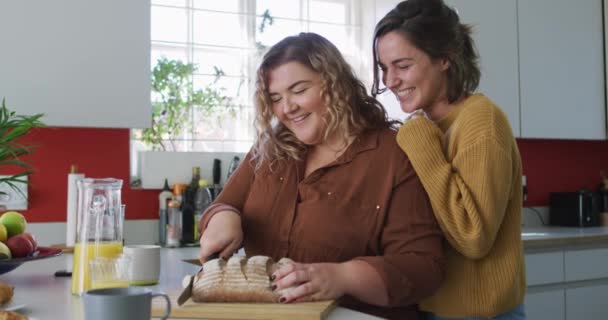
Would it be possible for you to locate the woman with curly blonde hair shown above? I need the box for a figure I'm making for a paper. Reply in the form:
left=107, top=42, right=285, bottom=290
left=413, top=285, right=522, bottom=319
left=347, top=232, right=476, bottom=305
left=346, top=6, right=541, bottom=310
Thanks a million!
left=198, top=32, right=445, bottom=320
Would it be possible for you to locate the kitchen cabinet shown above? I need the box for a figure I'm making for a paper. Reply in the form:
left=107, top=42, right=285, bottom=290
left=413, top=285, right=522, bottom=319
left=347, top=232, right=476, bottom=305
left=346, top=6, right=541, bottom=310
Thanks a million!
left=373, top=0, right=521, bottom=134
left=566, top=285, right=608, bottom=320
left=525, top=290, right=565, bottom=320
left=373, top=0, right=606, bottom=140
left=518, top=0, right=605, bottom=140
left=525, top=247, right=608, bottom=320
left=0, top=0, right=151, bottom=128
left=445, top=0, right=520, bottom=136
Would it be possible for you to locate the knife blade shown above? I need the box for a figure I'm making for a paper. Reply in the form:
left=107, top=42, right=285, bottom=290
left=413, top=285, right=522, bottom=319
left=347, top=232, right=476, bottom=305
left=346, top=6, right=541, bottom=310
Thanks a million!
left=177, top=253, right=220, bottom=306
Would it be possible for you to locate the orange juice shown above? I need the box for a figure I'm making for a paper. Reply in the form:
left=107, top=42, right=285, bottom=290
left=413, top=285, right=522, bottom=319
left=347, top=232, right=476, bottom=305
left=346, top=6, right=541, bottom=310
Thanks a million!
left=71, top=241, right=123, bottom=295
left=90, top=279, right=130, bottom=290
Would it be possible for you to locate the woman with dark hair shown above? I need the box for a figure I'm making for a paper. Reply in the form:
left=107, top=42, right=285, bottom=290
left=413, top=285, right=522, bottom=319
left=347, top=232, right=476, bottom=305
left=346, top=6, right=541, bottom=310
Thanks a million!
left=372, top=0, right=526, bottom=319
left=197, top=32, right=445, bottom=319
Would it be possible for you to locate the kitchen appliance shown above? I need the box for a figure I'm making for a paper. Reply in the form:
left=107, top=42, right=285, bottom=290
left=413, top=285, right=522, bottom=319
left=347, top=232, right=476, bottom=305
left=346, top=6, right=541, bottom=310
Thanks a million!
left=549, top=190, right=601, bottom=227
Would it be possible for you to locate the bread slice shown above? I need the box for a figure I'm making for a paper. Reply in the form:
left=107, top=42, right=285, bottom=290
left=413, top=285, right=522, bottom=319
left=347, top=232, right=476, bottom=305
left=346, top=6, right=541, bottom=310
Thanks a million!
left=191, top=256, right=294, bottom=303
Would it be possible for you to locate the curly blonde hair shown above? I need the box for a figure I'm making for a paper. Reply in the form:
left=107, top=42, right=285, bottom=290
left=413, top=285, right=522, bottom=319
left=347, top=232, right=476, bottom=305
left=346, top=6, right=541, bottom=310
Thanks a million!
left=252, top=32, right=395, bottom=170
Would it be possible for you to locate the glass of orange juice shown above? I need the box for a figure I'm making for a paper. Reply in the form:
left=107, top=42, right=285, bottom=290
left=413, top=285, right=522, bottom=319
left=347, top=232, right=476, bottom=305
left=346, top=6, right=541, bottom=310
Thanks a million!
left=89, top=255, right=131, bottom=290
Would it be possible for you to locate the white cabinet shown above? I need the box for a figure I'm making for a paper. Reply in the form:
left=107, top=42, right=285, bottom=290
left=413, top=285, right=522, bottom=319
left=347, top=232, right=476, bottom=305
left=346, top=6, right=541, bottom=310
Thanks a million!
left=525, top=290, right=565, bottom=320
left=446, top=0, right=520, bottom=136
left=525, top=252, right=564, bottom=285
left=566, top=285, right=608, bottom=320
left=373, top=0, right=521, bottom=135
left=564, top=248, right=608, bottom=281
left=526, top=248, right=608, bottom=320
left=0, top=0, right=151, bottom=129
left=518, top=0, right=605, bottom=140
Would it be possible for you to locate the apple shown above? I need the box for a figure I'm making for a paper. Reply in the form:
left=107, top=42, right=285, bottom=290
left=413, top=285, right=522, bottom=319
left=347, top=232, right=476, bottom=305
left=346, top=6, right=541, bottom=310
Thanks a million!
left=0, top=211, right=27, bottom=237
left=0, top=242, right=11, bottom=259
left=6, top=234, right=34, bottom=258
left=0, top=224, right=7, bottom=243
left=21, top=232, right=37, bottom=251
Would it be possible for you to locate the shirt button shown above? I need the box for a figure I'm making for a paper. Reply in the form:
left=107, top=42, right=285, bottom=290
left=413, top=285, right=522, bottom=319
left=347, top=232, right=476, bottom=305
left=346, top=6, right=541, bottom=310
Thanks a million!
left=327, top=192, right=332, bottom=196
left=279, top=177, right=284, bottom=181
left=376, top=205, right=380, bottom=209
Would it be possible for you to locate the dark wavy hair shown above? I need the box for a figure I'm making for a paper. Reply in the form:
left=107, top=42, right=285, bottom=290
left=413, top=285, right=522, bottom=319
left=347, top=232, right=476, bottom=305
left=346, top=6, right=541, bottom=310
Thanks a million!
left=252, top=32, right=395, bottom=169
left=371, top=0, right=480, bottom=103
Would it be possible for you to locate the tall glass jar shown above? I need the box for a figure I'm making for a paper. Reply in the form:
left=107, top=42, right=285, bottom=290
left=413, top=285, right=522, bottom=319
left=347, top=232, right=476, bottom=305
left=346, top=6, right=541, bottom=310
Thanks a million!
left=71, top=178, right=124, bottom=295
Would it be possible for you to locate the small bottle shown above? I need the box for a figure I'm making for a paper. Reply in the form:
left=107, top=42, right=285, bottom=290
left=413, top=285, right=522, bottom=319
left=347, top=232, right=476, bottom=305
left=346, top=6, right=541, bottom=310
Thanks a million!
left=158, top=179, right=173, bottom=246
left=166, top=199, right=182, bottom=247
left=194, top=179, right=213, bottom=240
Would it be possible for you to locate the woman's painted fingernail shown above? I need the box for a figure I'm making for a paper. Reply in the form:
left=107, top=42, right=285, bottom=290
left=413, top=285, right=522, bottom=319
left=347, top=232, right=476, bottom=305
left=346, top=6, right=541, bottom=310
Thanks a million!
left=271, top=285, right=277, bottom=291
left=279, top=297, right=286, bottom=303
left=270, top=274, right=276, bottom=281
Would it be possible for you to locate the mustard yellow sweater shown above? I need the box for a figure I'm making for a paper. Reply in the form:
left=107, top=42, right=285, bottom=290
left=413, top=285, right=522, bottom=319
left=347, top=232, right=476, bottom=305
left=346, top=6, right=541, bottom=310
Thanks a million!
left=396, top=94, right=526, bottom=318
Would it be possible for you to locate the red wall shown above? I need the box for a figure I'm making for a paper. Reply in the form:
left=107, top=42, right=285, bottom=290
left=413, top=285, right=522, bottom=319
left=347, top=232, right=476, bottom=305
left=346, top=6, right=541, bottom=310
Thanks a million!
left=3, top=127, right=608, bottom=222
left=1, top=127, right=158, bottom=223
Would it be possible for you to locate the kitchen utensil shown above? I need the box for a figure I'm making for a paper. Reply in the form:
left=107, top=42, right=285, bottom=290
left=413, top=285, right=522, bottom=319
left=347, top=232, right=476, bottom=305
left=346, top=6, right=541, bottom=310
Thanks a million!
left=123, top=245, right=161, bottom=285
left=177, top=253, right=219, bottom=306
left=89, top=255, right=131, bottom=290
left=0, top=246, right=62, bottom=275
left=153, top=293, right=336, bottom=320
left=71, top=178, right=125, bottom=295
left=84, top=287, right=171, bottom=320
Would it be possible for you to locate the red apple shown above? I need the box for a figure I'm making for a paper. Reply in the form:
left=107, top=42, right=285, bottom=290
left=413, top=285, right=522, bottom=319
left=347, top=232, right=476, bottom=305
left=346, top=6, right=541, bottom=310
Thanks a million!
left=21, top=232, right=37, bottom=251
left=6, top=234, right=34, bottom=258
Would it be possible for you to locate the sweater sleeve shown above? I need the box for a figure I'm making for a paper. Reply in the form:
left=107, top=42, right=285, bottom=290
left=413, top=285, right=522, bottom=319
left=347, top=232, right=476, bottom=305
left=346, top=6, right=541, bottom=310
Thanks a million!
left=396, top=117, right=514, bottom=259
left=356, top=157, right=445, bottom=307
left=198, top=151, right=255, bottom=235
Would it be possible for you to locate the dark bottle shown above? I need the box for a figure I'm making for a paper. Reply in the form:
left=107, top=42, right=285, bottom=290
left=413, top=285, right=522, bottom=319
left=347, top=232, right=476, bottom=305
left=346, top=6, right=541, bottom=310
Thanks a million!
left=226, top=156, right=240, bottom=181
left=181, top=166, right=200, bottom=245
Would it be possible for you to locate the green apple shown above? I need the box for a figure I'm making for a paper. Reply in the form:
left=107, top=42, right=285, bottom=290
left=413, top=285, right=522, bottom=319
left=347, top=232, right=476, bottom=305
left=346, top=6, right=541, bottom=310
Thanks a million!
left=0, top=211, right=27, bottom=237
left=0, top=241, right=11, bottom=259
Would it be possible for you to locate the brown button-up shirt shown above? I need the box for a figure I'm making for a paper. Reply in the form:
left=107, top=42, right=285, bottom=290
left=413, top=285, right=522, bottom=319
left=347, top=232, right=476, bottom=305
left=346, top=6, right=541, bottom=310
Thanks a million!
left=200, top=128, right=444, bottom=320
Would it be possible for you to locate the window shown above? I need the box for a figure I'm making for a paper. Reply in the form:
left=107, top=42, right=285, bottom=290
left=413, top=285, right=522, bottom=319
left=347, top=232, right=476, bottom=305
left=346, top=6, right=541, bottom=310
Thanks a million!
left=131, top=0, right=373, bottom=185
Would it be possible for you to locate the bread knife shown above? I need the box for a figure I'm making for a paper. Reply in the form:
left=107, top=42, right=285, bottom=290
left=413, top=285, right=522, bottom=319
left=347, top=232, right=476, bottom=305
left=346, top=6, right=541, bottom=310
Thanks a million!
left=177, top=253, right=220, bottom=306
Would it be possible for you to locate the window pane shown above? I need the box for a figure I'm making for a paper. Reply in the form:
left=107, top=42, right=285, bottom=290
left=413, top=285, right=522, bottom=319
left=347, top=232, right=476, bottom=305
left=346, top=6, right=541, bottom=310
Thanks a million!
left=192, top=47, right=249, bottom=77
left=193, top=11, right=247, bottom=47
left=192, top=0, right=241, bottom=12
left=256, top=17, right=303, bottom=47
left=151, top=45, right=189, bottom=66
left=151, top=6, right=188, bottom=43
left=257, top=0, right=301, bottom=19
left=309, top=23, right=354, bottom=55
left=193, top=106, right=255, bottom=145
left=310, top=0, right=347, bottom=24
left=193, top=75, right=250, bottom=105
left=152, top=0, right=186, bottom=7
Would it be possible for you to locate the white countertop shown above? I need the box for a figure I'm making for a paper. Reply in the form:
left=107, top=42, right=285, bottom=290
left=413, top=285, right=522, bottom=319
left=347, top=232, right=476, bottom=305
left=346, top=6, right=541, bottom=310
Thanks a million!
left=0, top=247, right=383, bottom=320
left=522, top=226, right=608, bottom=249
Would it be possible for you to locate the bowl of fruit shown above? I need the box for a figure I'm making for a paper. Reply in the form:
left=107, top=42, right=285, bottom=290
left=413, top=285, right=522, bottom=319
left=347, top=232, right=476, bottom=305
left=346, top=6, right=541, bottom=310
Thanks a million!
left=0, top=211, right=62, bottom=274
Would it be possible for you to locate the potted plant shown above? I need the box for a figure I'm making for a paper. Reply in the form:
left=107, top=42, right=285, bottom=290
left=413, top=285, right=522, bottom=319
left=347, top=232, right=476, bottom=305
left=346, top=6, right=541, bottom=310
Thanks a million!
left=137, top=57, right=233, bottom=151
left=132, top=58, right=237, bottom=188
left=0, top=98, right=44, bottom=196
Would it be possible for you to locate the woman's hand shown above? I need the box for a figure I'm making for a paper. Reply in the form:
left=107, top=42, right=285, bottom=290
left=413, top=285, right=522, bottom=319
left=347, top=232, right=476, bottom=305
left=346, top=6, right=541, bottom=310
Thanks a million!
left=271, top=262, right=347, bottom=303
left=198, top=210, right=243, bottom=263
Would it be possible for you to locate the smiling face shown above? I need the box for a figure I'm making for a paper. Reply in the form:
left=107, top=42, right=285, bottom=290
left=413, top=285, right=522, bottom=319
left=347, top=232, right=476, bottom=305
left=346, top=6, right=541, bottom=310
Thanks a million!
left=376, top=31, right=450, bottom=118
left=267, top=61, right=328, bottom=146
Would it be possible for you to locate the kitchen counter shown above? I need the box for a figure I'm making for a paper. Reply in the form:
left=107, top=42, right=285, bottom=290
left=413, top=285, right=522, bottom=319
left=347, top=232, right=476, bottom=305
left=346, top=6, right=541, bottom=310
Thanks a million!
left=0, top=247, right=383, bottom=320
left=522, top=226, right=608, bottom=250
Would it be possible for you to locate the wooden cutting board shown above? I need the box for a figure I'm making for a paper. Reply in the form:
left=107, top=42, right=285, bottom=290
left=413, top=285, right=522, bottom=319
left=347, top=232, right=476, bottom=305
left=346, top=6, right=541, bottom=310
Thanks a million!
left=152, top=291, right=336, bottom=320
